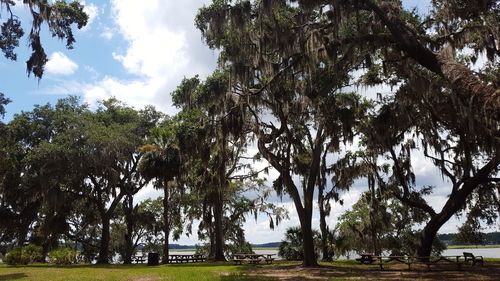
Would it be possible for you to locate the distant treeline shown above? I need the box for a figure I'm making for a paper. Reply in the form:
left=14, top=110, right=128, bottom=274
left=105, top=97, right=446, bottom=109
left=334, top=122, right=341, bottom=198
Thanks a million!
left=136, top=242, right=282, bottom=250
left=438, top=232, right=500, bottom=245
left=252, top=242, right=281, bottom=248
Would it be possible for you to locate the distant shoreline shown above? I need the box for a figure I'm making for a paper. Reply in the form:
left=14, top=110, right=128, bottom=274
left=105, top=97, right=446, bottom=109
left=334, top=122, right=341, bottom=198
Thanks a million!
left=169, top=247, right=280, bottom=252
left=447, top=244, right=500, bottom=249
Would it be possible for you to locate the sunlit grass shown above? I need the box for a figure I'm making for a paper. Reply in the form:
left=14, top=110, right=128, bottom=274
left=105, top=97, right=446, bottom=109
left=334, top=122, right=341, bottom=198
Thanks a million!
left=1, top=259, right=499, bottom=281
left=0, top=262, right=275, bottom=281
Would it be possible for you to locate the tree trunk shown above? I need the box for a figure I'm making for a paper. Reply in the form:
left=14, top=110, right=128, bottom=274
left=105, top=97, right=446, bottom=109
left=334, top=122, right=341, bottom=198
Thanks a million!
left=318, top=181, right=331, bottom=261
left=298, top=206, right=318, bottom=267
left=417, top=217, right=442, bottom=258
left=416, top=191, right=467, bottom=258
left=212, top=187, right=226, bottom=261
left=416, top=156, right=499, bottom=257
left=123, top=195, right=134, bottom=264
left=368, top=176, right=381, bottom=256
left=162, top=180, right=170, bottom=264
left=365, top=0, right=499, bottom=119
left=97, top=215, right=110, bottom=264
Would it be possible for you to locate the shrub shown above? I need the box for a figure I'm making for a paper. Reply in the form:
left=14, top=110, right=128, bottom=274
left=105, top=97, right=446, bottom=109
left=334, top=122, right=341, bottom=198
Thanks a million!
left=4, top=248, right=29, bottom=265
left=278, top=226, right=321, bottom=261
left=48, top=248, right=77, bottom=265
left=22, top=244, right=44, bottom=263
left=4, top=244, right=43, bottom=265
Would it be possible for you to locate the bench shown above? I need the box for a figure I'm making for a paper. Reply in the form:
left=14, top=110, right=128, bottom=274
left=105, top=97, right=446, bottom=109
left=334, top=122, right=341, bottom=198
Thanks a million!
left=132, top=256, right=147, bottom=264
left=463, top=252, right=484, bottom=266
left=363, top=256, right=464, bottom=270
left=356, top=254, right=376, bottom=264
left=375, top=256, right=412, bottom=270
left=167, top=254, right=206, bottom=264
left=233, top=254, right=267, bottom=265
left=264, top=257, right=275, bottom=264
left=420, top=256, right=464, bottom=270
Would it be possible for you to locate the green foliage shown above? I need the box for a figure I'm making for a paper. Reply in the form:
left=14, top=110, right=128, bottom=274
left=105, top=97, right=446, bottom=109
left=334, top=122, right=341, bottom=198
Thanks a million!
left=0, top=93, right=11, bottom=118
left=278, top=227, right=321, bottom=261
left=0, top=0, right=88, bottom=78
left=4, top=244, right=43, bottom=265
left=4, top=247, right=29, bottom=265
left=48, top=248, right=77, bottom=265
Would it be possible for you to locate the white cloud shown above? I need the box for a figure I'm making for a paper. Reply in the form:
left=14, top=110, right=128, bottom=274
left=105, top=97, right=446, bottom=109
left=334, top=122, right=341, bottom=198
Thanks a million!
left=82, top=76, right=169, bottom=110
left=78, top=0, right=216, bottom=115
left=81, top=1, right=98, bottom=31
left=45, top=52, right=79, bottom=76
left=100, top=27, right=114, bottom=40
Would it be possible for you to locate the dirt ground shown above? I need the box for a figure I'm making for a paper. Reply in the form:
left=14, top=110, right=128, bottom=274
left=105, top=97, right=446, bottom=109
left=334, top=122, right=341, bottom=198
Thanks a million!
left=244, top=262, right=500, bottom=280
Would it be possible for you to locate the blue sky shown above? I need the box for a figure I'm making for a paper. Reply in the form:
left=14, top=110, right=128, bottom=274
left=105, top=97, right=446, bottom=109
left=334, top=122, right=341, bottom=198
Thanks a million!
left=0, top=0, right=432, bottom=121
left=2, top=0, right=488, bottom=245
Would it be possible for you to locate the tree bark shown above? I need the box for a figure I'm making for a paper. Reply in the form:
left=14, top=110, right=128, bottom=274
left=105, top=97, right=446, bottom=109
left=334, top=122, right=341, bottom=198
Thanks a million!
left=364, top=0, right=500, bottom=119
left=123, top=195, right=134, bottom=264
left=97, top=215, right=110, bottom=264
left=257, top=132, right=321, bottom=267
left=318, top=191, right=331, bottom=261
left=212, top=187, right=226, bottom=261
left=318, top=148, right=332, bottom=261
left=298, top=204, right=318, bottom=267
left=162, top=180, right=170, bottom=264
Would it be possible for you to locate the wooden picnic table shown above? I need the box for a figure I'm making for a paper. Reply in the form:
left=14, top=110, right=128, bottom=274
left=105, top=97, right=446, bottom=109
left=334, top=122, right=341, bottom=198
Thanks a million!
left=132, top=255, right=147, bottom=264
left=167, top=254, right=206, bottom=264
left=233, top=253, right=276, bottom=265
left=356, top=253, right=376, bottom=264
left=417, top=255, right=464, bottom=270
left=357, top=255, right=465, bottom=270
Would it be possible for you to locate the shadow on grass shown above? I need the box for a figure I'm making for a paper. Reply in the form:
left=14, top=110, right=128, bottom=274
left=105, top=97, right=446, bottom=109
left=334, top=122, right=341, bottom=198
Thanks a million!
left=0, top=273, right=27, bottom=280
left=220, top=274, right=277, bottom=281
left=236, top=261, right=500, bottom=281
left=15, top=261, right=244, bottom=269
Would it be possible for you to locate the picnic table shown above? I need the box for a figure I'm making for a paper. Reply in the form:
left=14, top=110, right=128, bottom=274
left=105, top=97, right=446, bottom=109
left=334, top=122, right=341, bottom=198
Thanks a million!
left=233, top=253, right=276, bottom=265
left=132, top=255, right=147, bottom=264
left=355, top=253, right=376, bottom=264
left=356, top=254, right=467, bottom=270
left=167, top=254, right=206, bottom=264
left=463, top=252, right=484, bottom=266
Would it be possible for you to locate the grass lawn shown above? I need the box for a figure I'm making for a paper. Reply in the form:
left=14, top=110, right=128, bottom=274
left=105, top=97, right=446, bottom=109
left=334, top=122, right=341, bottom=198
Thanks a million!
left=1, top=260, right=500, bottom=281
left=0, top=263, right=273, bottom=281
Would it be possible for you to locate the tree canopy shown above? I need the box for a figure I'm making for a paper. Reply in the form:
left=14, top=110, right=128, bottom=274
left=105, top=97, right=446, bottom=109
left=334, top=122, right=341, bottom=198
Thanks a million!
left=0, top=0, right=87, bottom=78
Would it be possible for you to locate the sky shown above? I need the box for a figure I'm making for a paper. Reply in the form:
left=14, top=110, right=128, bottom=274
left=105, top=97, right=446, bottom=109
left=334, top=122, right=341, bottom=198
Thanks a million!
left=1, top=0, right=494, bottom=245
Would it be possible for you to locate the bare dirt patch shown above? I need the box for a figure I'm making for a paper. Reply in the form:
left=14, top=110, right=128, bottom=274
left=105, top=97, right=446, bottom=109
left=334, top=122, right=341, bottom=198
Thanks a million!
left=243, top=262, right=500, bottom=280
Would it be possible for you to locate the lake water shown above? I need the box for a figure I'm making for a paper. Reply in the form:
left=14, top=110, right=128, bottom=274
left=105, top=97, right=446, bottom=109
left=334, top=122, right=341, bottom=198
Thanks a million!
left=442, top=248, right=500, bottom=258
left=172, top=247, right=500, bottom=260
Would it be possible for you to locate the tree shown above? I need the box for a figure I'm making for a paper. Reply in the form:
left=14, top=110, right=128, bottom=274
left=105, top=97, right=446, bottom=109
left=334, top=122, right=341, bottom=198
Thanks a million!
left=361, top=85, right=499, bottom=257
left=194, top=0, right=499, bottom=261
left=171, top=73, right=243, bottom=261
left=172, top=73, right=285, bottom=261
left=278, top=226, right=321, bottom=261
left=196, top=1, right=369, bottom=266
left=80, top=99, right=156, bottom=264
left=110, top=200, right=158, bottom=262
left=0, top=93, right=10, bottom=118
left=0, top=97, right=89, bottom=253
left=139, top=123, right=181, bottom=264
left=0, top=0, right=88, bottom=78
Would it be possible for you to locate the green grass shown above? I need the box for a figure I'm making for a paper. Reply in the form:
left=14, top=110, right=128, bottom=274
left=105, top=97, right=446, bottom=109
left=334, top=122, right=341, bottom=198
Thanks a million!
left=2, top=259, right=500, bottom=281
left=0, top=263, right=276, bottom=281
left=446, top=244, right=500, bottom=249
